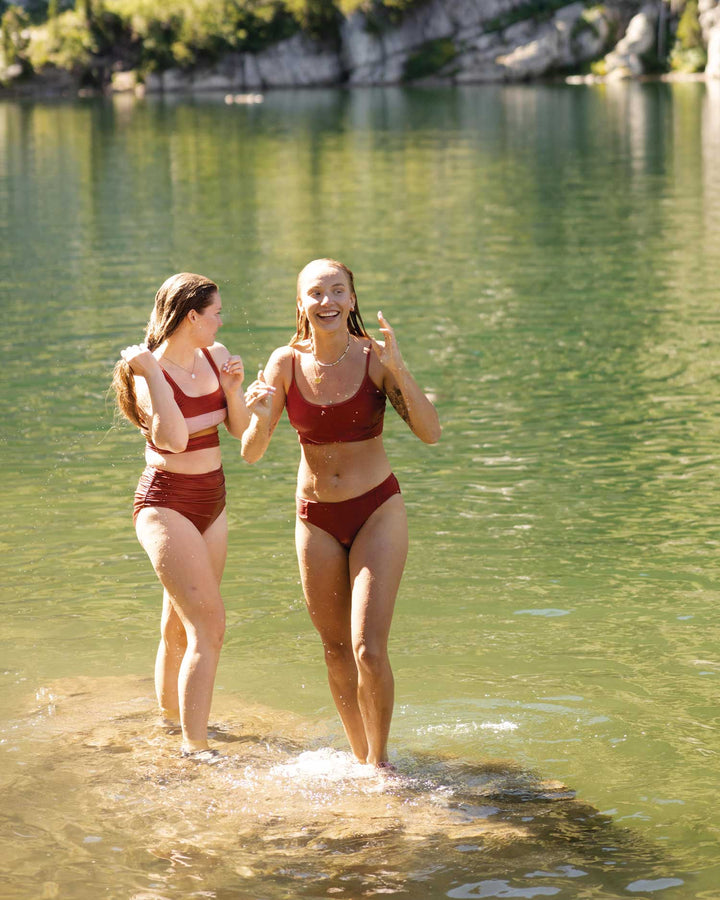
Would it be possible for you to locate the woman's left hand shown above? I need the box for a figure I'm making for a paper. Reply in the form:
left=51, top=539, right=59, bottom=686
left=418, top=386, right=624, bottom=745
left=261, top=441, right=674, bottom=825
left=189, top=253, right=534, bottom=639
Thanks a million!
left=371, top=311, right=406, bottom=375
left=220, top=355, right=245, bottom=393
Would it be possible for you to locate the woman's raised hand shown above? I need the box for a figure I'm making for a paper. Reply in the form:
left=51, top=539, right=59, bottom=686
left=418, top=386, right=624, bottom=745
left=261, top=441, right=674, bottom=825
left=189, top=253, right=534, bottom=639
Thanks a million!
left=220, top=354, right=245, bottom=393
left=120, top=344, right=160, bottom=378
left=244, top=370, right=276, bottom=418
left=371, top=311, right=406, bottom=375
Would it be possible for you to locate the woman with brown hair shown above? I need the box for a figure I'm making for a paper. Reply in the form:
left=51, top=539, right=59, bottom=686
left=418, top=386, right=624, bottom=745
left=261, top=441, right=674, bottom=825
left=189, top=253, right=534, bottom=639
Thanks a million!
left=112, top=272, right=249, bottom=760
left=241, top=258, right=441, bottom=769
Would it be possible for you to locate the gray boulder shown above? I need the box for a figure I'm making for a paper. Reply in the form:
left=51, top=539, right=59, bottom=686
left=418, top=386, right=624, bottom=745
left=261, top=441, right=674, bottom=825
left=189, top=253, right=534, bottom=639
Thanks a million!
left=707, top=24, right=720, bottom=76
left=699, top=0, right=720, bottom=76
left=604, top=3, right=658, bottom=77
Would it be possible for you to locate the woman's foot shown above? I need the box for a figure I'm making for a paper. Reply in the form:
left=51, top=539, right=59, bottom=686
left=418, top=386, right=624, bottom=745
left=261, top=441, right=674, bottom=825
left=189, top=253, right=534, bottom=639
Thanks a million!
left=181, top=747, right=222, bottom=765
left=159, top=716, right=181, bottom=735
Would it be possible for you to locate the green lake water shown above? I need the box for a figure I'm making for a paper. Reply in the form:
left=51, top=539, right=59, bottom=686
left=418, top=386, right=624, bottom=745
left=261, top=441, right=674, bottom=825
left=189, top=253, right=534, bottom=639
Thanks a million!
left=1, top=81, right=719, bottom=899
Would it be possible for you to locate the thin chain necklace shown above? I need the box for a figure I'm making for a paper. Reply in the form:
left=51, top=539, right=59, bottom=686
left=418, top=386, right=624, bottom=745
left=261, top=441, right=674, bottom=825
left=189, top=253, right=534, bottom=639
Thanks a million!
left=311, top=333, right=351, bottom=384
left=163, top=350, right=198, bottom=379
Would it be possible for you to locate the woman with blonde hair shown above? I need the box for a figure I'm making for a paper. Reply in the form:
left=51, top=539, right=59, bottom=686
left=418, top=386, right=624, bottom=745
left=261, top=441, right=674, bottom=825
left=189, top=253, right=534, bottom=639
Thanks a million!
left=242, top=258, right=441, bottom=768
left=112, top=272, right=249, bottom=760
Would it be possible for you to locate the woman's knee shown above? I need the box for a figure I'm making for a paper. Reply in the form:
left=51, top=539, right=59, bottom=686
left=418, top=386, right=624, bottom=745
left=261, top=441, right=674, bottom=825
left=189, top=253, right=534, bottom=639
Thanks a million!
left=353, top=639, right=389, bottom=676
left=322, top=637, right=355, bottom=670
left=207, top=605, right=226, bottom=649
left=161, top=606, right=186, bottom=645
left=188, top=599, right=226, bottom=651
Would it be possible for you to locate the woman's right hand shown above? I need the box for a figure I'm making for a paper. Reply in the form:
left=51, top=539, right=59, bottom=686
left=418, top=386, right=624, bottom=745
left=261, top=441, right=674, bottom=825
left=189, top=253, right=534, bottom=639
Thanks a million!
left=120, top=344, right=160, bottom=378
left=244, top=369, right=276, bottom=418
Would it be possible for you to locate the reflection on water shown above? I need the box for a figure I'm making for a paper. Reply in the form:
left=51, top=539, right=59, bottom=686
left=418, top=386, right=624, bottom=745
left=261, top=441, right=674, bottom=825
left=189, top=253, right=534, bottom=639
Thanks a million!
left=0, top=677, right=678, bottom=900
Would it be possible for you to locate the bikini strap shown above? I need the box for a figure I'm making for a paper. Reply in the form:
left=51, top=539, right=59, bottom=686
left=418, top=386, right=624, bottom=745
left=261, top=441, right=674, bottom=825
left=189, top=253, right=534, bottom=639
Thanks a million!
left=202, top=347, right=221, bottom=378
left=158, top=366, right=181, bottom=391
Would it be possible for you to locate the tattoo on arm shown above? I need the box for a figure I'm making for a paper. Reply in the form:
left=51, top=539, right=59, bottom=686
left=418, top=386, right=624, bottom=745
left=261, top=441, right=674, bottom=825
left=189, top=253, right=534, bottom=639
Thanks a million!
left=388, top=387, right=411, bottom=425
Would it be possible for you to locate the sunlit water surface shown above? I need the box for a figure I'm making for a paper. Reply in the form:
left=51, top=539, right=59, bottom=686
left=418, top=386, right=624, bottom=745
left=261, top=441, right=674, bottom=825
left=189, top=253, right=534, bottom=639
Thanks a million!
left=1, top=81, right=720, bottom=899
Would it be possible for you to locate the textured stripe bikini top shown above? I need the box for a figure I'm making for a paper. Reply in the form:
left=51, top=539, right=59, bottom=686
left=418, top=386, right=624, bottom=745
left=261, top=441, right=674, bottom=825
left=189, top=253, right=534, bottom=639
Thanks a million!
left=286, top=347, right=386, bottom=446
left=145, top=347, right=227, bottom=454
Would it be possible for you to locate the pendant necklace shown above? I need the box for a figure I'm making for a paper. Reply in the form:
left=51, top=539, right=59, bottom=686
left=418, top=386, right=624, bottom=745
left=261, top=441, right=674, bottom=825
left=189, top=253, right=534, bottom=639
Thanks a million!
left=311, top=333, right=351, bottom=384
left=163, top=351, right=197, bottom=379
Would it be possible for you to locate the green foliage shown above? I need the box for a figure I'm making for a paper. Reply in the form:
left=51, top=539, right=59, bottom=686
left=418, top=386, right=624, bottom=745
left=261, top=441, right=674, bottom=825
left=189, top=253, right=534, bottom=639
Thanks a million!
left=26, top=9, right=97, bottom=72
left=670, top=0, right=707, bottom=72
left=337, top=0, right=423, bottom=18
left=403, top=36, right=455, bottom=81
left=1, top=5, right=31, bottom=66
left=76, top=0, right=92, bottom=22
left=338, top=0, right=427, bottom=36
left=0, top=6, right=30, bottom=77
left=676, top=0, right=703, bottom=49
left=284, top=0, right=339, bottom=42
left=104, top=0, right=300, bottom=70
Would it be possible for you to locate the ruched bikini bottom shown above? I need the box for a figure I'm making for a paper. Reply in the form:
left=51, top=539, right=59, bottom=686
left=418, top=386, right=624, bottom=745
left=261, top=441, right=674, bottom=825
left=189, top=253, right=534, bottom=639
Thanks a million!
left=133, top=466, right=226, bottom=534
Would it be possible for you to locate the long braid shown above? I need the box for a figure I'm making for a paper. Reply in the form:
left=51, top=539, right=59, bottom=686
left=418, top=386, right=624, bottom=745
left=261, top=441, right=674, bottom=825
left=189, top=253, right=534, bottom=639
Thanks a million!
left=111, top=358, right=146, bottom=430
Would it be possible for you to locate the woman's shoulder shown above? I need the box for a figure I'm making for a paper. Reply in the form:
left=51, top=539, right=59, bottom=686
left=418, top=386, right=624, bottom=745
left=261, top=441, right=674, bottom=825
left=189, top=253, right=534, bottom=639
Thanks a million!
left=269, top=344, right=299, bottom=367
left=206, top=341, right=230, bottom=364
left=260, top=345, right=295, bottom=392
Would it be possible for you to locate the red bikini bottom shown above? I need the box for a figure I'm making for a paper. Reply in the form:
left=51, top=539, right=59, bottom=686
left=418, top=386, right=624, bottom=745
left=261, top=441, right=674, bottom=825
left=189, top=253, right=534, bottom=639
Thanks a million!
left=133, top=466, right=226, bottom=534
left=296, top=473, right=401, bottom=549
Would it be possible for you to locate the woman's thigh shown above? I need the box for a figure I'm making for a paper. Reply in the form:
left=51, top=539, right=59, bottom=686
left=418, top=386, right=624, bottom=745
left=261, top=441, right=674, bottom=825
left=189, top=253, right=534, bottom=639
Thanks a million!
left=136, top=507, right=224, bottom=629
left=349, top=494, right=408, bottom=647
left=295, top=517, right=352, bottom=643
left=202, top=508, right=228, bottom=584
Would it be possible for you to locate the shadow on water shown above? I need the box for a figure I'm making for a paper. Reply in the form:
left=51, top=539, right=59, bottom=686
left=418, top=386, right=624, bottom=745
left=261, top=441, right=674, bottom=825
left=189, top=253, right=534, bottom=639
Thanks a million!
left=0, top=677, right=684, bottom=900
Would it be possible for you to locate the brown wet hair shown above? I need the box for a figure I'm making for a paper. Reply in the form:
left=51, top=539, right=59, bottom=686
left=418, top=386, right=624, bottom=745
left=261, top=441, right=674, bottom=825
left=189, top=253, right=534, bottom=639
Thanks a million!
left=111, top=273, right=218, bottom=429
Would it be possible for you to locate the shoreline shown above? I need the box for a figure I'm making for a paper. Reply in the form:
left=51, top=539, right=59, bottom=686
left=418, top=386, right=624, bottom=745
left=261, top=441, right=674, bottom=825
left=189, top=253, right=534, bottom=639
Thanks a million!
left=0, top=68, right=716, bottom=102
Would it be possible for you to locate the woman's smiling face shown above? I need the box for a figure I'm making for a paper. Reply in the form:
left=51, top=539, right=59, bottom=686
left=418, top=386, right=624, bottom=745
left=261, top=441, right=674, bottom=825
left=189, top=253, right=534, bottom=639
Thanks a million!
left=297, top=261, right=354, bottom=335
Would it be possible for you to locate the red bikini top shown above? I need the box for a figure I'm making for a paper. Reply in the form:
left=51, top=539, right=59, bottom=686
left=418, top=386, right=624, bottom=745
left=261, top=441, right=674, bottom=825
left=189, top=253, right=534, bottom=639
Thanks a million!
left=286, top=347, right=386, bottom=446
left=145, top=348, right=227, bottom=454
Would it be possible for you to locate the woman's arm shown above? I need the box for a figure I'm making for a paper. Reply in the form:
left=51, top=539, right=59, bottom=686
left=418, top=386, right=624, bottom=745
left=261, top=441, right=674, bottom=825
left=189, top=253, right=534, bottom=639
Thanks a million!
left=211, top=343, right=251, bottom=439
left=121, top=344, right=189, bottom=452
left=372, top=312, right=442, bottom=445
left=240, top=348, right=288, bottom=464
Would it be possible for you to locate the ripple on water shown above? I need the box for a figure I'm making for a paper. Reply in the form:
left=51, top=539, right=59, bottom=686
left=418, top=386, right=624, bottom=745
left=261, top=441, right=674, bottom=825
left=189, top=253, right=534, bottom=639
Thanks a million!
left=513, top=609, right=572, bottom=617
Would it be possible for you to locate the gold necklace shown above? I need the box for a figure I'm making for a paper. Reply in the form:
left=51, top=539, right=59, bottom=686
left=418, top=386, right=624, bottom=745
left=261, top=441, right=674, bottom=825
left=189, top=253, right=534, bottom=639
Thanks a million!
left=311, top=333, right=351, bottom=384
left=162, top=351, right=197, bottom=379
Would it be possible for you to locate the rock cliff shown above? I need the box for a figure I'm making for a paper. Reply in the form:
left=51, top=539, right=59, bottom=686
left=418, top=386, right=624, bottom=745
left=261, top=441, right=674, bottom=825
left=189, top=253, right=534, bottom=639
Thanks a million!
left=4, top=0, right=720, bottom=93
left=148, top=0, right=623, bottom=91
left=701, top=0, right=720, bottom=75
left=144, top=0, right=720, bottom=92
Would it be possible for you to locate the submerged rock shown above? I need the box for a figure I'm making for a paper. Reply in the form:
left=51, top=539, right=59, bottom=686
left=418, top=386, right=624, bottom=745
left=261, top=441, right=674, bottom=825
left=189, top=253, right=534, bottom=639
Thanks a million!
left=0, top=675, right=675, bottom=900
